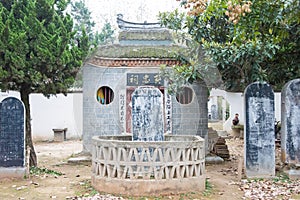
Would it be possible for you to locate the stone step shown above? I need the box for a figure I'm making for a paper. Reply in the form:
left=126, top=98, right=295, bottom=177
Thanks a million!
left=213, top=137, right=230, bottom=159
left=214, top=144, right=228, bottom=149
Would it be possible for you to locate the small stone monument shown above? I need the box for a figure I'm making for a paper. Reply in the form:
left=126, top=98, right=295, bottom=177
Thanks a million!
left=244, top=82, right=275, bottom=178
left=281, top=79, right=300, bottom=179
left=211, top=105, right=218, bottom=120
left=0, top=97, right=26, bottom=178
left=132, top=87, right=164, bottom=141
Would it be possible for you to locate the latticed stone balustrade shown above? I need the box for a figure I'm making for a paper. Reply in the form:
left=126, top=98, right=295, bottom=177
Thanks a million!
left=91, top=135, right=205, bottom=196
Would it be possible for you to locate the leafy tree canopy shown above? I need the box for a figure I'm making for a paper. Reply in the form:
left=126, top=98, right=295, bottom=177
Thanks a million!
left=0, top=0, right=88, bottom=95
left=0, top=0, right=89, bottom=166
left=71, top=0, right=115, bottom=51
left=159, top=0, right=300, bottom=92
left=70, top=0, right=115, bottom=88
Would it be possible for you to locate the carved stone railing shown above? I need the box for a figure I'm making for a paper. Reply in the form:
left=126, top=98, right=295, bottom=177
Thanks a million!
left=91, top=135, right=205, bottom=196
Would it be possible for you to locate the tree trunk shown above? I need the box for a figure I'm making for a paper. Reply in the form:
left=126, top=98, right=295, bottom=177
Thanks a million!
left=20, top=89, right=37, bottom=167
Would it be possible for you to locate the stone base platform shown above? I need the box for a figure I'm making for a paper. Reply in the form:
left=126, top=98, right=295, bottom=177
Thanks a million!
left=0, top=167, right=27, bottom=179
left=92, top=176, right=205, bottom=196
left=286, top=169, right=300, bottom=180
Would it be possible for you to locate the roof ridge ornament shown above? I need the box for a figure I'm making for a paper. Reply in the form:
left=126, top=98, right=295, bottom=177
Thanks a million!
left=117, top=14, right=162, bottom=30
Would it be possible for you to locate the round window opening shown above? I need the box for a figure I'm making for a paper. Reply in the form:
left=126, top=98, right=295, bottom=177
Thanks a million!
left=96, top=86, right=114, bottom=105
left=176, top=87, right=193, bottom=104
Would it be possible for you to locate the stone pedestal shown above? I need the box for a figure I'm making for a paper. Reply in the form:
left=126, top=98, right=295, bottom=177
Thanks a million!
left=231, top=125, right=244, bottom=138
left=286, top=169, right=300, bottom=180
left=53, top=128, right=67, bottom=142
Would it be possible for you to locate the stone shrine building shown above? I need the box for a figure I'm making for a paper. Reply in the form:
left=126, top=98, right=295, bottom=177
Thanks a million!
left=82, top=15, right=208, bottom=153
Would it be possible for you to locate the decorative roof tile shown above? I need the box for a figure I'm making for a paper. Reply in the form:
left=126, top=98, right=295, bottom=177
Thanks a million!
left=89, top=57, right=180, bottom=67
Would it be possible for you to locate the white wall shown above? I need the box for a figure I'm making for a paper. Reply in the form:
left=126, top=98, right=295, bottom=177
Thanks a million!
left=209, top=89, right=281, bottom=133
left=1, top=88, right=281, bottom=140
left=0, top=91, right=82, bottom=141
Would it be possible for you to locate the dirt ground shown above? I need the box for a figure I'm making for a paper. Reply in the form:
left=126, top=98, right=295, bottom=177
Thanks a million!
left=0, top=141, right=245, bottom=200
left=0, top=124, right=299, bottom=200
left=0, top=140, right=91, bottom=200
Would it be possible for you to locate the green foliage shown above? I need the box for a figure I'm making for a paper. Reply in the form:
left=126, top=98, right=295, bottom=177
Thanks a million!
left=273, top=173, right=291, bottom=183
left=0, top=0, right=90, bottom=166
left=0, top=0, right=86, bottom=94
left=30, top=166, right=63, bottom=176
left=71, top=0, right=114, bottom=52
left=159, top=31, right=223, bottom=94
left=248, top=177, right=264, bottom=182
left=159, top=0, right=300, bottom=92
left=94, top=22, right=115, bottom=46
left=159, top=9, right=186, bottom=31
left=202, top=178, right=213, bottom=196
left=71, top=0, right=95, bottom=39
left=161, top=64, right=199, bottom=94
left=75, top=179, right=98, bottom=197
left=70, top=0, right=114, bottom=88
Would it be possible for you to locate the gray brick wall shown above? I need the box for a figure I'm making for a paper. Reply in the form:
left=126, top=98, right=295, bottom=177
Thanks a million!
left=83, top=64, right=125, bottom=152
left=83, top=64, right=208, bottom=153
left=172, top=81, right=208, bottom=146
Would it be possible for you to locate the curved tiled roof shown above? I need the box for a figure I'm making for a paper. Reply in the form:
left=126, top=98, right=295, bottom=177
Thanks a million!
left=87, top=26, right=188, bottom=67
left=93, top=44, right=187, bottom=59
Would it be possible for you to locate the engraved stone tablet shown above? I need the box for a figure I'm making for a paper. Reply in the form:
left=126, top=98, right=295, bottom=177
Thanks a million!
left=0, top=97, right=26, bottom=178
left=132, top=87, right=164, bottom=141
left=244, top=82, right=275, bottom=178
left=281, top=79, right=300, bottom=165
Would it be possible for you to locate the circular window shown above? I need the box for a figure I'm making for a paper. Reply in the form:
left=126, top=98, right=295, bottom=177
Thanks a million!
left=96, top=86, right=114, bottom=105
left=176, top=87, right=193, bottom=104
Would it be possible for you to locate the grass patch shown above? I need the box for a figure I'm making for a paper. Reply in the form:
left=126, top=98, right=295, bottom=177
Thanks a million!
left=30, top=166, right=63, bottom=176
left=273, top=172, right=290, bottom=183
left=202, top=179, right=213, bottom=196
left=126, top=192, right=200, bottom=200
left=247, top=177, right=264, bottom=182
left=74, top=179, right=98, bottom=197
left=246, top=173, right=291, bottom=184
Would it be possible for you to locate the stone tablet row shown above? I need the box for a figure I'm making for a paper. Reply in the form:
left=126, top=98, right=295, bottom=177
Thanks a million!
left=244, top=79, right=300, bottom=178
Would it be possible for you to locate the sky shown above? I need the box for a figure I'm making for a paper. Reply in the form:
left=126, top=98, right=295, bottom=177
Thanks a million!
left=84, top=0, right=182, bottom=30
